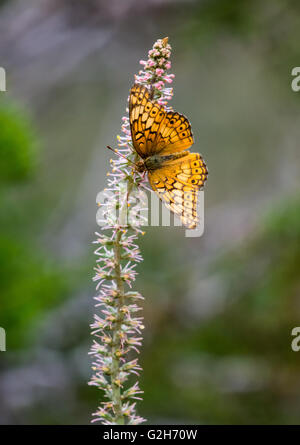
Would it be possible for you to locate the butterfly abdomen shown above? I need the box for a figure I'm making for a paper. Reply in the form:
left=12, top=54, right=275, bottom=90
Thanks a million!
left=144, top=152, right=188, bottom=171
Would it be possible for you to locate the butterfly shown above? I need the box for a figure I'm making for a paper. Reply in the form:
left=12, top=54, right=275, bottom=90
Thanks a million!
left=129, top=83, right=208, bottom=229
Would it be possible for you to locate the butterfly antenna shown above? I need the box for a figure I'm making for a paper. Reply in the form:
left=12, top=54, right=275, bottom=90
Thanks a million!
left=107, top=146, right=137, bottom=166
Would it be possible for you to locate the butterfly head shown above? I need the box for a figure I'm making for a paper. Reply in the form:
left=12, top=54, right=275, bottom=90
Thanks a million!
left=136, top=160, right=146, bottom=173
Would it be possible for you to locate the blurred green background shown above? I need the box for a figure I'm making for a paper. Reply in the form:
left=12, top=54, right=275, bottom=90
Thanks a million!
left=0, top=0, right=300, bottom=425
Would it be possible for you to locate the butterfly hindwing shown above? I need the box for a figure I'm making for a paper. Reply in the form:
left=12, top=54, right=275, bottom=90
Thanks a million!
left=148, top=153, right=208, bottom=228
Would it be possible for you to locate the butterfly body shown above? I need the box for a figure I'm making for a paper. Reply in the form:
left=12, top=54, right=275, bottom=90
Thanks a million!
left=129, top=84, right=208, bottom=229
left=138, top=151, right=189, bottom=172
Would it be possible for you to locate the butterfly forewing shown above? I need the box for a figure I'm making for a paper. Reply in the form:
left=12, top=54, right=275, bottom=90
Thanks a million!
left=129, top=84, right=165, bottom=157
left=155, top=112, right=194, bottom=154
left=129, top=84, right=194, bottom=157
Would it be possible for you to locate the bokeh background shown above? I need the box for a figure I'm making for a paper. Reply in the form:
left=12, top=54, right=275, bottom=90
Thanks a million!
left=1, top=0, right=300, bottom=425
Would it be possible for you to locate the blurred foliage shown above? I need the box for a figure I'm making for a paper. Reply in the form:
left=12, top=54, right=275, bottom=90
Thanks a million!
left=181, top=0, right=300, bottom=90
left=0, top=102, right=36, bottom=185
left=140, top=195, right=300, bottom=424
left=184, top=0, right=257, bottom=39
left=1, top=0, right=300, bottom=426
left=0, top=236, right=68, bottom=350
left=0, top=100, right=69, bottom=350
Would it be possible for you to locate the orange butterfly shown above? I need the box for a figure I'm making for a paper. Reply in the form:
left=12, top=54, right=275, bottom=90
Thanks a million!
left=129, top=84, right=208, bottom=229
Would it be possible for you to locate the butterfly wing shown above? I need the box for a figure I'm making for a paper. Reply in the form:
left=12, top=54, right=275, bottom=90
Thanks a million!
left=148, top=152, right=208, bottom=229
left=155, top=111, right=194, bottom=155
left=129, top=84, right=208, bottom=228
left=129, top=84, right=165, bottom=158
left=129, top=84, right=194, bottom=157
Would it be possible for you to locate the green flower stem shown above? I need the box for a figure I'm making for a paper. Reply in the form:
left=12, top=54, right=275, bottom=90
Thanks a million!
left=110, top=177, right=135, bottom=424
